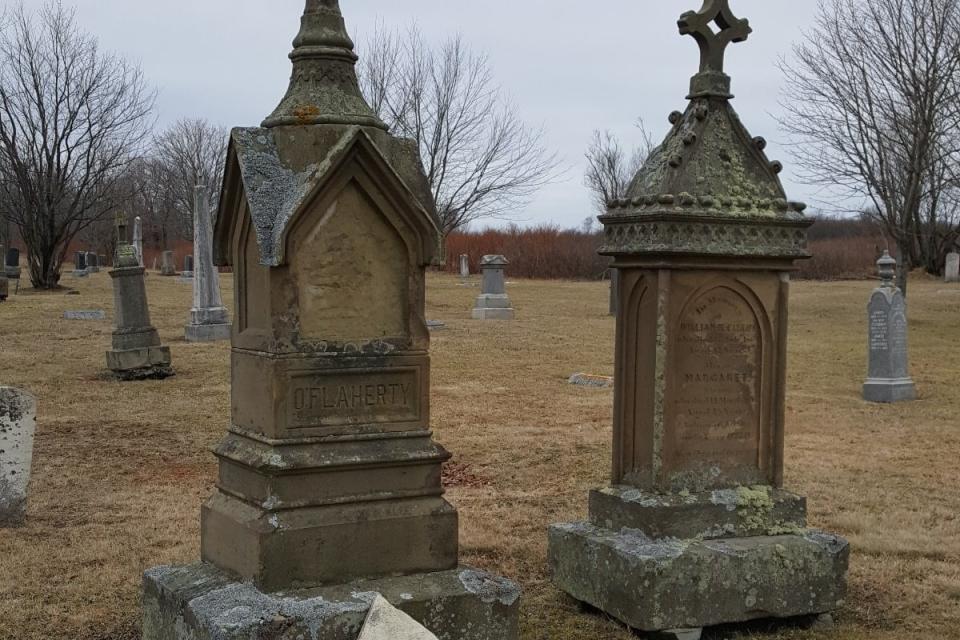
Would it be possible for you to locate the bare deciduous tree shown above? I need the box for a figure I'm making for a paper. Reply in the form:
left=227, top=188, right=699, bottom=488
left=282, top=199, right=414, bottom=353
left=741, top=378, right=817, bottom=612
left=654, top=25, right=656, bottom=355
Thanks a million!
left=779, top=0, right=960, bottom=293
left=0, top=1, right=155, bottom=288
left=583, top=122, right=655, bottom=215
left=151, top=118, right=228, bottom=240
left=359, top=25, right=559, bottom=236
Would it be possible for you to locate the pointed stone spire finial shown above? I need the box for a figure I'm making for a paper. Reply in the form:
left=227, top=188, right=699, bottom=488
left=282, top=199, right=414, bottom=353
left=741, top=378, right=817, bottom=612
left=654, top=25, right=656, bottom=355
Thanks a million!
left=262, top=0, right=386, bottom=129
left=678, top=0, right=752, bottom=98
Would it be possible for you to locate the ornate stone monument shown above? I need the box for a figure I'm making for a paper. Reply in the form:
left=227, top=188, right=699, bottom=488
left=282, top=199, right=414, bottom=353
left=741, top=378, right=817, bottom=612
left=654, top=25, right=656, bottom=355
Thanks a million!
left=548, top=3, right=849, bottom=638
left=133, top=216, right=144, bottom=267
left=106, top=213, right=173, bottom=380
left=142, top=3, right=520, bottom=639
left=945, top=251, right=959, bottom=283
left=472, top=255, right=515, bottom=319
left=159, top=250, right=177, bottom=276
left=863, top=251, right=916, bottom=403
left=185, top=186, right=231, bottom=342
left=0, top=387, right=36, bottom=527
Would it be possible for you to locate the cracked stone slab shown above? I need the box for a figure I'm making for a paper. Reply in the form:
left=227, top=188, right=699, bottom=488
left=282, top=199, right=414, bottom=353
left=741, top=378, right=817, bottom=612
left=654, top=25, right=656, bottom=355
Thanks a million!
left=142, top=563, right=519, bottom=640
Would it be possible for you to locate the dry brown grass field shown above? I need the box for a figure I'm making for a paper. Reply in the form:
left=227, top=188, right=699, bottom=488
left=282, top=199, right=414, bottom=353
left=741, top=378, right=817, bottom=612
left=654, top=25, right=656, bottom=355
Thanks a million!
left=0, top=271, right=959, bottom=640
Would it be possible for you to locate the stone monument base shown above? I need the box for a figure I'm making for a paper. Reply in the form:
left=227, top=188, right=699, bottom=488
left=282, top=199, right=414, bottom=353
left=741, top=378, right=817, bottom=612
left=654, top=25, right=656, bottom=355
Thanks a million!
left=472, top=294, right=514, bottom=320
left=106, top=346, right=174, bottom=380
left=142, top=563, right=520, bottom=640
left=548, top=486, right=848, bottom=639
left=863, top=377, right=916, bottom=403
left=185, top=323, right=232, bottom=342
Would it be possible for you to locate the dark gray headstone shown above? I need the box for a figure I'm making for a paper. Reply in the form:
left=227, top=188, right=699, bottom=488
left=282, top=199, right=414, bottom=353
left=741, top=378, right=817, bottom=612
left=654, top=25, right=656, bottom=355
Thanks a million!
left=5, top=248, right=18, bottom=268
left=184, top=255, right=194, bottom=273
left=74, top=252, right=86, bottom=271
left=863, top=252, right=915, bottom=403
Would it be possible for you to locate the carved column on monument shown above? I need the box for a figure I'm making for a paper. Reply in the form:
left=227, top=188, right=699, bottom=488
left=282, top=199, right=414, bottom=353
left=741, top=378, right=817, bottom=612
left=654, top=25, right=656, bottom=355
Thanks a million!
left=548, top=2, right=849, bottom=638
left=142, top=2, right=520, bottom=639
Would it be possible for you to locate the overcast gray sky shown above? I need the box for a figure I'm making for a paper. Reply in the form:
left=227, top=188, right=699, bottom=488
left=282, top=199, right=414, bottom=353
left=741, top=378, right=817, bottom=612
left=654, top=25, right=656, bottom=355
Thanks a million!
left=64, top=0, right=824, bottom=229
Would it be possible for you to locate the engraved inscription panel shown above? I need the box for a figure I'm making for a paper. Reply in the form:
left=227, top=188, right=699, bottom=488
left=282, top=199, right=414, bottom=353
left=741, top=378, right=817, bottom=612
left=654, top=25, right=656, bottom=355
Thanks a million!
left=672, top=286, right=762, bottom=469
left=288, top=368, right=421, bottom=430
left=290, top=182, right=409, bottom=343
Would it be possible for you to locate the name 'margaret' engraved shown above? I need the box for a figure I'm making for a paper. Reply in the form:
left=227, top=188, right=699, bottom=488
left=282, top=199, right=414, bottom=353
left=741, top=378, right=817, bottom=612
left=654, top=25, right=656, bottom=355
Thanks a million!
left=671, top=287, right=762, bottom=467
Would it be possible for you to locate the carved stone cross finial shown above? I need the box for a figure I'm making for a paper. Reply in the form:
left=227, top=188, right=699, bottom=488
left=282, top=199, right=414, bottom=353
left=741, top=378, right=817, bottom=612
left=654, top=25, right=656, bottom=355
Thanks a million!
left=678, top=0, right=752, bottom=74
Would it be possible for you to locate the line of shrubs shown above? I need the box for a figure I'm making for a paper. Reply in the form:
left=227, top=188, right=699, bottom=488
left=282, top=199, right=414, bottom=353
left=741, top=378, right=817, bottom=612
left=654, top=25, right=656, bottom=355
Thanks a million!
left=444, top=217, right=887, bottom=281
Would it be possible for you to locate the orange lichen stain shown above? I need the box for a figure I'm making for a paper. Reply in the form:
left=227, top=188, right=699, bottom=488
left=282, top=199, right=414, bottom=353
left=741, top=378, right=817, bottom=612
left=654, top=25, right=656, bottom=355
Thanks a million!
left=293, top=104, right=321, bottom=123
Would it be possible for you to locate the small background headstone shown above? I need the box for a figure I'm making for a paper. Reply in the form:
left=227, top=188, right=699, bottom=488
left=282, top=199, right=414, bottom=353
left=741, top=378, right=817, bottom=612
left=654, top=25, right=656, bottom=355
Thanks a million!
left=864, top=251, right=916, bottom=402
left=426, top=320, right=447, bottom=331
left=472, top=255, right=515, bottom=320
left=0, top=387, right=37, bottom=527
left=945, top=252, right=959, bottom=283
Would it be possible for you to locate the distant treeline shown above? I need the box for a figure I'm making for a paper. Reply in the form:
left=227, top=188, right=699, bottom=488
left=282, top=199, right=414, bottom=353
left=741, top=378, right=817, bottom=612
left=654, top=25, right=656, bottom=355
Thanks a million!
left=444, top=216, right=888, bottom=281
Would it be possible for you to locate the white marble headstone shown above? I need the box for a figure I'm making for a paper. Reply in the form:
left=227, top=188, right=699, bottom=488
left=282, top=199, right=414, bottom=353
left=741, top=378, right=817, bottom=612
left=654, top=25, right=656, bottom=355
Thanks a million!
left=0, top=387, right=37, bottom=527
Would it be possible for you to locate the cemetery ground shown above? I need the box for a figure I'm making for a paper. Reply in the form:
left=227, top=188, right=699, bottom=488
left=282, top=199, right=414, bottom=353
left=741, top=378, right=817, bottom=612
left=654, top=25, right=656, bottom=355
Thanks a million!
left=0, top=272, right=958, bottom=640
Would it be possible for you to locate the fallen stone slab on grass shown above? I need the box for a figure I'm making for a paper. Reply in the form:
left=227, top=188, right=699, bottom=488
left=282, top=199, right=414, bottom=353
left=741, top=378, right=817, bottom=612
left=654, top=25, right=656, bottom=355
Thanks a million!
left=568, top=373, right=614, bottom=388
left=63, top=310, right=106, bottom=320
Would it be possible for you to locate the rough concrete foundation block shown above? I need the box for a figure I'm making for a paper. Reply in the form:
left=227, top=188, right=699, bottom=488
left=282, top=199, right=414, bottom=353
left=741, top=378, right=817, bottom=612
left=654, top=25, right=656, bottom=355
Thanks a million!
left=862, top=378, right=916, bottom=403
left=142, top=563, right=520, bottom=640
left=185, top=323, right=232, bottom=343
left=106, top=346, right=174, bottom=380
left=548, top=522, right=848, bottom=633
left=589, top=486, right=807, bottom=540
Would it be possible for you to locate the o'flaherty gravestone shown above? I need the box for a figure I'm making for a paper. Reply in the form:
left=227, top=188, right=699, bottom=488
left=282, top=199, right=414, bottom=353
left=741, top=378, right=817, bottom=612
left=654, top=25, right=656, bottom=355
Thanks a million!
left=142, top=3, right=519, bottom=639
left=548, top=2, right=849, bottom=638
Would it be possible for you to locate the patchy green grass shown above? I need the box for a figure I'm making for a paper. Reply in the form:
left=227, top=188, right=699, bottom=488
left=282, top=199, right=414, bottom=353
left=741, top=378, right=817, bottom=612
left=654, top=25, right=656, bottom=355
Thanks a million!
left=0, top=271, right=958, bottom=640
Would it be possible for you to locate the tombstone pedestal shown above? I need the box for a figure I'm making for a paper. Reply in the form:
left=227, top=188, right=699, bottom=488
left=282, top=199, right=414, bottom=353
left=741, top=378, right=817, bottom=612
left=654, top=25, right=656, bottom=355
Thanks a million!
left=143, top=563, right=518, bottom=640
left=107, top=238, right=173, bottom=380
left=550, top=487, right=847, bottom=634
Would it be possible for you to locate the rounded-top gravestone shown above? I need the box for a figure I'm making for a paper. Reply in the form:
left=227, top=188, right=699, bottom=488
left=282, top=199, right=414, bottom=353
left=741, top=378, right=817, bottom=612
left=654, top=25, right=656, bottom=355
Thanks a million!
left=863, top=251, right=916, bottom=403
